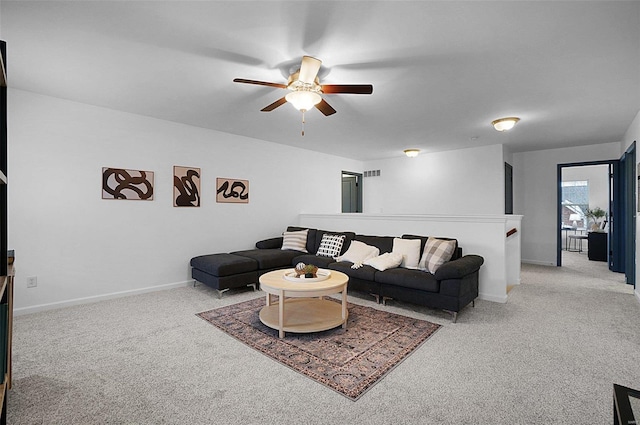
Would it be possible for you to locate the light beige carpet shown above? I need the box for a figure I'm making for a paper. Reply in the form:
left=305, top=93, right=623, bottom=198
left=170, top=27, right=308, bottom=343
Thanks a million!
left=7, top=251, right=639, bottom=424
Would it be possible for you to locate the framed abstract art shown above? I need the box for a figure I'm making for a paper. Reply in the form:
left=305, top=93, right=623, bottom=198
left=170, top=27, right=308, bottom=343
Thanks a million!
left=102, top=167, right=154, bottom=200
left=174, top=166, right=201, bottom=207
left=216, top=177, right=249, bottom=203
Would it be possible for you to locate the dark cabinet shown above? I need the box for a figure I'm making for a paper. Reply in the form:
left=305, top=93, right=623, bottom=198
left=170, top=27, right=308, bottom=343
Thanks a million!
left=588, top=232, right=607, bottom=262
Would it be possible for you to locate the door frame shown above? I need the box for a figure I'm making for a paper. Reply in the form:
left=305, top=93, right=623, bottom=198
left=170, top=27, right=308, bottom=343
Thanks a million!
left=621, top=141, right=636, bottom=286
left=556, top=160, right=619, bottom=268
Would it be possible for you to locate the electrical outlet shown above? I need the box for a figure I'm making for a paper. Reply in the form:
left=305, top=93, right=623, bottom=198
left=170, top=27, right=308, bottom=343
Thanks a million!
left=27, top=276, right=38, bottom=288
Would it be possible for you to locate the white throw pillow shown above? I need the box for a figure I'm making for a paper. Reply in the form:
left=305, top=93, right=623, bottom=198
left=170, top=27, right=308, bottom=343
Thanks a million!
left=418, top=238, right=456, bottom=273
left=364, top=252, right=404, bottom=271
left=336, top=240, right=380, bottom=266
left=281, top=229, right=309, bottom=252
left=316, top=234, right=346, bottom=258
left=392, top=238, right=421, bottom=269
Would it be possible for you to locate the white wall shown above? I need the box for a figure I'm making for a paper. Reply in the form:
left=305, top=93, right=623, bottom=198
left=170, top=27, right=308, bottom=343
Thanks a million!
left=503, top=145, right=514, bottom=167
left=9, top=89, right=518, bottom=312
left=513, top=142, right=622, bottom=266
left=8, top=89, right=363, bottom=313
left=622, top=109, right=640, bottom=301
left=361, top=144, right=505, bottom=215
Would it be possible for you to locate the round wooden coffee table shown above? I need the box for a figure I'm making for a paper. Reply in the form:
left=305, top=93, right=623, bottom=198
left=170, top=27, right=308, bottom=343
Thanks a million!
left=258, top=269, right=349, bottom=338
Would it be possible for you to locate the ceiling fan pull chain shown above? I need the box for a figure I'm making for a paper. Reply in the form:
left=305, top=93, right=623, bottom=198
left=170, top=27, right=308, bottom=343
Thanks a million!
left=301, top=110, right=306, bottom=136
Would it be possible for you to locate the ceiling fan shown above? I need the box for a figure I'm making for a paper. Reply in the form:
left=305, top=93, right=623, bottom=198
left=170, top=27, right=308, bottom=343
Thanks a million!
left=233, top=56, right=373, bottom=134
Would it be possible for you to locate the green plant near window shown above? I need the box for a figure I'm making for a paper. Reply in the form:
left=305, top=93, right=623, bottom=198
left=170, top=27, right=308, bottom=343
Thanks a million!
left=585, top=207, right=607, bottom=231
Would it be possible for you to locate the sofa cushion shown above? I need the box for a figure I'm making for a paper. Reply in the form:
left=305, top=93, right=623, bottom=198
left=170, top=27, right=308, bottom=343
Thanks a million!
left=292, top=254, right=336, bottom=269
left=392, top=237, right=421, bottom=269
left=287, top=226, right=317, bottom=253
left=190, top=253, right=257, bottom=277
left=231, top=248, right=301, bottom=270
left=401, top=234, right=429, bottom=253
left=313, top=230, right=356, bottom=255
left=255, top=237, right=283, bottom=249
left=328, top=261, right=377, bottom=282
left=355, top=235, right=394, bottom=254
left=336, top=240, right=380, bottom=266
left=402, top=234, right=461, bottom=260
left=281, top=229, right=309, bottom=252
left=363, top=252, right=403, bottom=271
left=316, top=234, right=346, bottom=258
left=419, top=238, right=457, bottom=273
left=374, top=268, right=440, bottom=293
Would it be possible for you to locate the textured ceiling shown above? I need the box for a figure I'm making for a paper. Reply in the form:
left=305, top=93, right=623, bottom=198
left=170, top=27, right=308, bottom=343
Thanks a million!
left=2, top=1, right=639, bottom=160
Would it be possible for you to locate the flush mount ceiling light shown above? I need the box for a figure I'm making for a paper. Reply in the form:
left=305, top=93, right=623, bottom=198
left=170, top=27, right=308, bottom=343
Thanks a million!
left=404, top=149, right=420, bottom=158
left=492, top=117, right=520, bottom=132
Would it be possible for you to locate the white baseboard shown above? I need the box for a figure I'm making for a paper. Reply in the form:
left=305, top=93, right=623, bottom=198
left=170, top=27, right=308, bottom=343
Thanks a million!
left=635, top=289, right=640, bottom=304
left=14, top=280, right=194, bottom=316
left=478, top=292, right=508, bottom=304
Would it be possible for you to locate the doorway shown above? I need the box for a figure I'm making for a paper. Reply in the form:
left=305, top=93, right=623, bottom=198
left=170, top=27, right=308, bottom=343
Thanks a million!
left=556, top=157, right=635, bottom=286
left=557, top=163, right=610, bottom=266
left=505, top=162, right=513, bottom=214
left=341, top=171, right=362, bottom=213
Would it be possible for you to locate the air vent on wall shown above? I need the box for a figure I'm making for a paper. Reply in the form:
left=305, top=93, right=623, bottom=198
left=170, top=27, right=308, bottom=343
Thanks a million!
left=364, top=170, right=380, bottom=177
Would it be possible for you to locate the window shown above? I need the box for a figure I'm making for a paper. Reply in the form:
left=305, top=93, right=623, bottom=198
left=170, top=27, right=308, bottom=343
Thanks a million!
left=562, top=180, right=589, bottom=228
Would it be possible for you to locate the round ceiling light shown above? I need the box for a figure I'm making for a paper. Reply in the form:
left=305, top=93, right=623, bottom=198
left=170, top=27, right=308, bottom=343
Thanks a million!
left=492, top=117, right=520, bottom=132
left=404, top=149, right=420, bottom=158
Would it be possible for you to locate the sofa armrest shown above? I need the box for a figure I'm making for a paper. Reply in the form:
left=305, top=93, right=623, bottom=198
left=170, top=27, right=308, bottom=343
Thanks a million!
left=255, top=237, right=283, bottom=249
left=434, top=254, right=484, bottom=281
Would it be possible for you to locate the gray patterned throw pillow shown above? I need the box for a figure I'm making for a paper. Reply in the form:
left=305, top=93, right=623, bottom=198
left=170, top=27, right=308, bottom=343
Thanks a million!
left=419, top=238, right=456, bottom=273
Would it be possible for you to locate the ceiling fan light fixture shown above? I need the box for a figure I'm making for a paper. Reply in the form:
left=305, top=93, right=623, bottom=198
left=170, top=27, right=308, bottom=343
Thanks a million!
left=404, top=149, right=420, bottom=158
left=492, top=117, right=520, bottom=132
left=285, top=90, right=322, bottom=112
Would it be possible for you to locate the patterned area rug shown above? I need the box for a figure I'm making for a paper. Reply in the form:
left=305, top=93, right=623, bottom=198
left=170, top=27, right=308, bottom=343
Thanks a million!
left=197, top=297, right=441, bottom=400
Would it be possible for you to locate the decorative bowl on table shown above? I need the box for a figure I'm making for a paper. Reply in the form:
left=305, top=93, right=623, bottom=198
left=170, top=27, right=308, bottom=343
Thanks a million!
left=295, top=262, right=319, bottom=278
left=283, top=263, right=331, bottom=282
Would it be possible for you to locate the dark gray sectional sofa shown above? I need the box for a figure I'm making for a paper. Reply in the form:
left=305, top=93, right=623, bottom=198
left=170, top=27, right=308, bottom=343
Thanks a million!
left=190, top=226, right=484, bottom=322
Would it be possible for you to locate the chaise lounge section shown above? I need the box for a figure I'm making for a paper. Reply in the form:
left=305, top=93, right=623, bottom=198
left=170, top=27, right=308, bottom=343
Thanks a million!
left=189, top=253, right=258, bottom=297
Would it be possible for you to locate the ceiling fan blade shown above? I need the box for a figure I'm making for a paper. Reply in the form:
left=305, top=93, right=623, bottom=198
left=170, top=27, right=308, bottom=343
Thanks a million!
left=261, top=97, right=288, bottom=112
left=298, top=56, right=322, bottom=84
left=233, top=78, right=287, bottom=89
left=321, top=84, right=373, bottom=95
left=315, top=99, right=337, bottom=116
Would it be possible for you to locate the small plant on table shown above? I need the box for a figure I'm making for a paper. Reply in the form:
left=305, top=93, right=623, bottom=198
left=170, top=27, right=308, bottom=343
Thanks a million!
left=294, top=263, right=319, bottom=278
